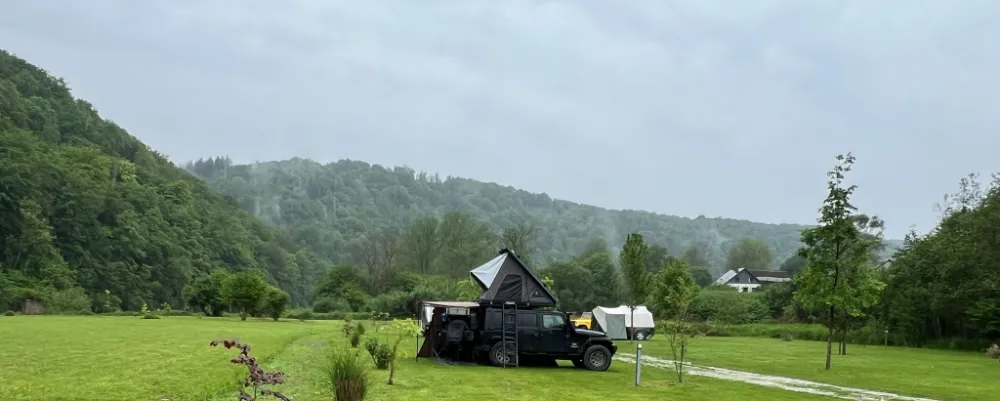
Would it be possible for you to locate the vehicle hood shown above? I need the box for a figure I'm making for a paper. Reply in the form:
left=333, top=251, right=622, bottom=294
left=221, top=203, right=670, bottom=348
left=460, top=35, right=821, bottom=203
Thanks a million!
left=574, top=328, right=608, bottom=337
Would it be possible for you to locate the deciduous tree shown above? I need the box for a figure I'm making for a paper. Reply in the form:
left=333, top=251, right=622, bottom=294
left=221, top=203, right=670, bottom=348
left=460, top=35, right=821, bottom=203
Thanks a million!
left=681, top=242, right=711, bottom=270
left=620, top=233, right=650, bottom=340
left=403, top=216, right=440, bottom=274
left=499, top=223, right=538, bottom=265
left=644, top=244, right=671, bottom=273
left=724, top=238, right=773, bottom=271
left=794, top=153, right=884, bottom=370
left=222, top=270, right=270, bottom=321
left=263, top=287, right=290, bottom=321
left=653, top=258, right=700, bottom=383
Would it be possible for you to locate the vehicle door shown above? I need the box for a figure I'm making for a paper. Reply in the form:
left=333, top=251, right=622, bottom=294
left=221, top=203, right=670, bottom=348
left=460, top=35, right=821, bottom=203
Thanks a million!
left=515, top=312, right=539, bottom=353
left=537, top=313, right=570, bottom=354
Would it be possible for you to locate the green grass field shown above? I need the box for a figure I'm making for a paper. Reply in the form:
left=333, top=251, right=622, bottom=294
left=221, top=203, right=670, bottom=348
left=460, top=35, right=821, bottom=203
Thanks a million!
left=0, top=316, right=327, bottom=401
left=1, top=316, right=995, bottom=401
left=641, top=336, right=999, bottom=401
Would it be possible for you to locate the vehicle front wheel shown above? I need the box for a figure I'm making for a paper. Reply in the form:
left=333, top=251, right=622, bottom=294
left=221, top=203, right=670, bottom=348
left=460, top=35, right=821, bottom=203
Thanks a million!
left=488, top=341, right=517, bottom=367
left=582, top=345, right=612, bottom=371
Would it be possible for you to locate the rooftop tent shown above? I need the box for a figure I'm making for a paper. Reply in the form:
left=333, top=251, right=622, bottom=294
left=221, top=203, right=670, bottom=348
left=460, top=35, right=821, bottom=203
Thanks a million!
left=469, top=249, right=557, bottom=308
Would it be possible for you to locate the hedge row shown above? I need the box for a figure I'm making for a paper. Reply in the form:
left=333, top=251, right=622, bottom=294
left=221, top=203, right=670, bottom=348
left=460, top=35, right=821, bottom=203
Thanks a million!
left=709, top=323, right=989, bottom=351
left=2, top=309, right=385, bottom=321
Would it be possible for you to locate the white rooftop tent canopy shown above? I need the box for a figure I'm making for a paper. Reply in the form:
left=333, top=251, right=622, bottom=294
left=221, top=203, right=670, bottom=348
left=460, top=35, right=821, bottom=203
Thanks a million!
left=469, top=249, right=557, bottom=307
left=591, top=305, right=655, bottom=339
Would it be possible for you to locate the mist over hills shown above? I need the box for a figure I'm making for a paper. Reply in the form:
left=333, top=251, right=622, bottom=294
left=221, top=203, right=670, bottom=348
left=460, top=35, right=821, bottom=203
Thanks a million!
left=186, top=156, right=903, bottom=275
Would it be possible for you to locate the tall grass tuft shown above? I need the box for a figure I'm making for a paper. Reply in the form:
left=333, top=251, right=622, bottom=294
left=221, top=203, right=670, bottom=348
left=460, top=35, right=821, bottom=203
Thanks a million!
left=326, top=344, right=369, bottom=401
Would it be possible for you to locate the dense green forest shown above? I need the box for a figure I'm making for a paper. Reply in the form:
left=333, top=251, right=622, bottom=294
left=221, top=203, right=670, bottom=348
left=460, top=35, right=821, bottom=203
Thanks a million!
left=186, top=156, right=902, bottom=275
left=0, top=50, right=327, bottom=311
left=878, top=173, right=1000, bottom=348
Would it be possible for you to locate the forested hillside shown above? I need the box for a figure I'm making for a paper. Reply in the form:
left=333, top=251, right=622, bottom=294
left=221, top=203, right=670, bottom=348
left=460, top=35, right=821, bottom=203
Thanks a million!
left=186, top=157, right=825, bottom=274
left=0, top=50, right=326, bottom=311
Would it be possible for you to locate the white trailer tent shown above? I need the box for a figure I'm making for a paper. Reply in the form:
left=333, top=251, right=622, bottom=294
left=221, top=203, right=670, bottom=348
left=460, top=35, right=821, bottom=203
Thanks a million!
left=469, top=249, right=557, bottom=307
left=591, top=307, right=628, bottom=339
left=592, top=305, right=656, bottom=340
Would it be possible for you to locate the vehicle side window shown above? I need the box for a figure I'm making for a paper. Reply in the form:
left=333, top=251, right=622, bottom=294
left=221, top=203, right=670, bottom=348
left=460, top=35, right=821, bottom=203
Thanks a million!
left=486, top=310, right=502, bottom=329
left=517, top=313, right=538, bottom=328
left=542, top=314, right=565, bottom=329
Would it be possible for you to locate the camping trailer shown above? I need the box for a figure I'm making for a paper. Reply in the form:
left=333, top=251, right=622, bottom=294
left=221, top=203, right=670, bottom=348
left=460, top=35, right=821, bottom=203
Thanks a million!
left=591, top=305, right=656, bottom=340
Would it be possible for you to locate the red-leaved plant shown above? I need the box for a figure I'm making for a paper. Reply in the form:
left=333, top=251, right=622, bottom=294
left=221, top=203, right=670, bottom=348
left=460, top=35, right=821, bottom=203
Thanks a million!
left=210, top=339, right=290, bottom=401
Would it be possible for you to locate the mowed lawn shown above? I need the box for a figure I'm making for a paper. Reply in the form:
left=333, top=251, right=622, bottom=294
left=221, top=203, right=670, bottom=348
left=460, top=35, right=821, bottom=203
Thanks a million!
left=221, top=332, right=832, bottom=401
left=3, top=316, right=996, bottom=401
left=2, top=316, right=827, bottom=401
left=640, top=335, right=998, bottom=401
left=0, top=315, right=329, bottom=401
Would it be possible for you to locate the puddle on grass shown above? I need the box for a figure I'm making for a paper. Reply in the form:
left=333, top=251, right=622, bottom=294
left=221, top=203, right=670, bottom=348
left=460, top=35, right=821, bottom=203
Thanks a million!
left=614, top=353, right=940, bottom=401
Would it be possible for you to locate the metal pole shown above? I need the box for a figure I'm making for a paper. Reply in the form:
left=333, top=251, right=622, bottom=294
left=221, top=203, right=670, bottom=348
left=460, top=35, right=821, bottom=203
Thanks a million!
left=635, top=343, right=643, bottom=386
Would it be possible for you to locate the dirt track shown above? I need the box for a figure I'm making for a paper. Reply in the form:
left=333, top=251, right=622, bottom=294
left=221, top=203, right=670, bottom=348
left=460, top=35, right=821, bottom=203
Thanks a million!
left=614, top=352, right=940, bottom=401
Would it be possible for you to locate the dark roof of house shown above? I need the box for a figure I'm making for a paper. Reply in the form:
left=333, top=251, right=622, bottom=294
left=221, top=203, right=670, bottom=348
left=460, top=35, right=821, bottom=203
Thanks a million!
left=747, top=270, right=791, bottom=280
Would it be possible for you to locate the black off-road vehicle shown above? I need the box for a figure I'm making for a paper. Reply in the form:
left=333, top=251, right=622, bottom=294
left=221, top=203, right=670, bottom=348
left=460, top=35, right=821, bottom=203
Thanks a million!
left=417, top=249, right=619, bottom=371
left=477, top=306, right=617, bottom=371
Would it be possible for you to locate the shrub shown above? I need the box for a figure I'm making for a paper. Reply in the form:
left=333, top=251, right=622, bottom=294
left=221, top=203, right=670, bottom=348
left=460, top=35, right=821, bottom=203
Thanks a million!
left=363, top=291, right=410, bottom=316
left=370, top=312, right=392, bottom=332
left=221, top=270, right=270, bottom=321
left=97, top=289, right=122, bottom=313
left=263, top=287, right=290, bottom=321
left=4, top=310, right=14, bottom=316
left=211, top=339, right=290, bottom=400
left=349, top=331, right=362, bottom=348
left=286, top=308, right=313, bottom=320
left=355, top=322, right=366, bottom=336
left=781, top=331, right=794, bottom=342
left=158, top=302, right=172, bottom=316
left=343, top=317, right=356, bottom=338
left=326, top=347, right=368, bottom=401
left=689, top=290, right=770, bottom=329
left=347, top=312, right=373, bottom=321
left=364, top=337, right=393, bottom=370
left=8, top=287, right=48, bottom=311
left=142, top=313, right=160, bottom=320
left=314, top=297, right=350, bottom=314
left=310, top=312, right=344, bottom=320
left=48, top=287, right=92, bottom=315
left=987, top=344, right=1000, bottom=363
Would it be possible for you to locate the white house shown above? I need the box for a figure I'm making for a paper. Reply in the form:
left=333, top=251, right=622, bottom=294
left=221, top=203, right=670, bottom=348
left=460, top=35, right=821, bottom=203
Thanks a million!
left=714, top=268, right=791, bottom=293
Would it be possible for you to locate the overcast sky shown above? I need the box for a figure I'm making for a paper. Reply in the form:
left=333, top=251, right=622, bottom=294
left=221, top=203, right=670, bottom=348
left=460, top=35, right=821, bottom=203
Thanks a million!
left=3, top=0, right=998, bottom=238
